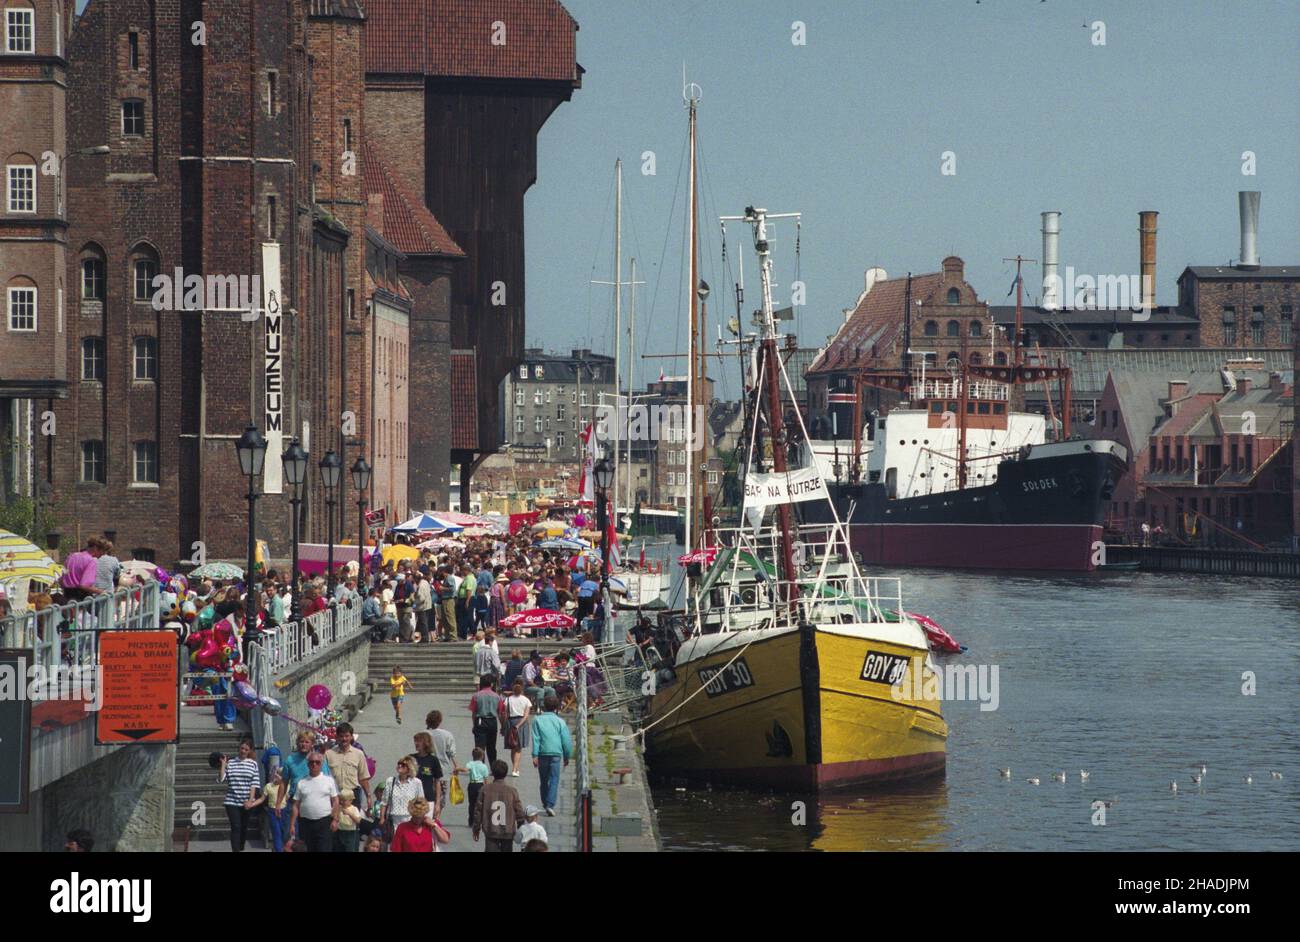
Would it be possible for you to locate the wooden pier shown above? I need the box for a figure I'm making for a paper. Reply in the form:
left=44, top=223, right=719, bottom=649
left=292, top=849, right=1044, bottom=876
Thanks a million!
left=1107, top=545, right=1300, bottom=579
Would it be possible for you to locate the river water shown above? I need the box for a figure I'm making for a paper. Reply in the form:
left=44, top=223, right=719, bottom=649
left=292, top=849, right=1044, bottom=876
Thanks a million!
left=647, top=567, right=1300, bottom=851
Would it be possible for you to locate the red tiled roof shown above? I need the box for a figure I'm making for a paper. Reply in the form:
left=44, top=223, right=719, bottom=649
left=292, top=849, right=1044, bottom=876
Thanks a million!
left=451, top=351, right=479, bottom=450
left=365, top=0, right=580, bottom=83
left=808, top=271, right=945, bottom=375
left=362, top=141, right=465, bottom=258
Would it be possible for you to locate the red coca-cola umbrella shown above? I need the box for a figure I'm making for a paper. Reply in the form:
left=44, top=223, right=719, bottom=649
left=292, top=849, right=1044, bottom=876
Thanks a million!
left=677, top=547, right=719, bottom=566
left=499, top=609, right=576, bottom=635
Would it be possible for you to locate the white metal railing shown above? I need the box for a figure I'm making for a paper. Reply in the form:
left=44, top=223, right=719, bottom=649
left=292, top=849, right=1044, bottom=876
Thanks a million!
left=0, top=582, right=160, bottom=703
left=256, top=597, right=364, bottom=677
left=911, top=379, right=1010, bottom=402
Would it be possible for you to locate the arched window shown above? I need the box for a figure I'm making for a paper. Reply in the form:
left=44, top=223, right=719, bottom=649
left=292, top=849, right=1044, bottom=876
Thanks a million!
left=994, top=351, right=1008, bottom=366
left=923, top=320, right=938, bottom=337
left=81, top=244, right=106, bottom=301
left=946, top=320, right=960, bottom=338
left=969, top=320, right=982, bottom=337
left=5, top=152, right=37, bottom=213
left=946, top=288, right=960, bottom=304
left=131, top=244, right=159, bottom=303
left=946, top=352, right=961, bottom=367
left=969, top=351, right=983, bottom=366
left=6, top=275, right=37, bottom=331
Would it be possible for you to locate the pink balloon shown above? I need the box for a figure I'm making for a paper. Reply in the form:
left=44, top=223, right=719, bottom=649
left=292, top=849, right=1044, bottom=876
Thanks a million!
left=194, top=636, right=222, bottom=668
left=306, top=684, right=332, bottom=710
left=507, top=581, right=528, bottom=604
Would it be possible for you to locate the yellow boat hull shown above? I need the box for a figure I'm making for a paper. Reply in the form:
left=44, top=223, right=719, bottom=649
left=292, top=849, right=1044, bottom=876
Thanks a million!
left=646, top=623, right=946, bottom=790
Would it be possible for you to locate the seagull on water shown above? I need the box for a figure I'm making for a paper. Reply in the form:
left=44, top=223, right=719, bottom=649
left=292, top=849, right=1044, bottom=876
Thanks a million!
left=1270, top=771, right=1283, bottom=780
left=999, top=768, right=1011, bottom=778
left=1052, top=771, right=1066, bottom=783
left=1191, top=773, right=1202, bottom=785
left=1079, top=770, right=1090, bottom=781
left=1092, top=798, right=1117, bottom=809
left=1244, top=775, right=1253, bottom=785
left=1170, top=781, right=1178, bottom=792
left=1027, top=777, right=1040, bottom=785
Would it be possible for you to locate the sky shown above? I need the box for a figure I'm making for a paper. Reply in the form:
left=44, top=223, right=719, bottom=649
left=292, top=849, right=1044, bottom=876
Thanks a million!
left=525, top=0, right=1300, bottom=399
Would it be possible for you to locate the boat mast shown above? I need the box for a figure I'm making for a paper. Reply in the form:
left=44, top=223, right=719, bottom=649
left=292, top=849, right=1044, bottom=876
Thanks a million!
left=626, top=257, right=637, bottom=524
left=613, top=159, right=622, bottom=528
left=734, top=206, right=798, bottom=594
left=685, top=84, right=702, bottom=551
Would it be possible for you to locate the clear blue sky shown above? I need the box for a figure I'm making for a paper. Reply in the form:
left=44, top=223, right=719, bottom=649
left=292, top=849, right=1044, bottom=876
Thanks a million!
left=525, top=0, right=1299, bottom=398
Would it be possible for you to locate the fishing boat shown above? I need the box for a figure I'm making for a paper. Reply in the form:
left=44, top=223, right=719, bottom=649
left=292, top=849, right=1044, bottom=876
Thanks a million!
left=639, top=97, right=946, bottom=787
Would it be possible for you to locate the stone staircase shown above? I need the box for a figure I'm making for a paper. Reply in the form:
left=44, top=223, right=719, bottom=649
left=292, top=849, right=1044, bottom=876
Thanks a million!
left=366, top=637, right=559, bottom=695
left=173, top=722, right=263, bottom=845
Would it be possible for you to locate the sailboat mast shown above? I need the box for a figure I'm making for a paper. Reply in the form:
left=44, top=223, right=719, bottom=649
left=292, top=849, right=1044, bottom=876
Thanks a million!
left=627, top=257, right=637, bottom=522
left=685, top=94, right=700, bottom=551
left=613, top=158, right=622, bottom=527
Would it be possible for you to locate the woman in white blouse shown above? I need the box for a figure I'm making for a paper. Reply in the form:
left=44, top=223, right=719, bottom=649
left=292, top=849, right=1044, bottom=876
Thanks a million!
left=378, top=756, right=424, bottom=840
left=505, top=679, right=533, bottom=776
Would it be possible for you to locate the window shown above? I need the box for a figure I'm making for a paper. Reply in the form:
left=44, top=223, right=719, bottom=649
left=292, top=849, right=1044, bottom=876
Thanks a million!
left=7, top=164, right=35, bottom=212
left=969, top=351, right=982, bottom=365
left=519, top=365, right=527, bottom=379
left=133, top=442, right=158, bottom=484
left=134, top=258, right=157, bottom=301
left=81, top=441, right=105, bottom=483
left=923, top=320, right=937, bottom=337
left=267, top=195, right=277, bottom=239
left=994, top=351, right=1007, bottom=365
left=82, top=258, right=105, bottom=299
left=128, top=31, right=139, bottom=69
left=514, top=388, right=524, bottom=406
left=970, top=320, right=982, bottom=337
left=53, top=9, right=59, bottom=56
left=133, top=336, right=157, bottom=380
left=534, top=365, right=544, bottom=379
left=7, top=286, right=35, bottom=331
left=1222, top=306, right=1236, bottom=345
left=1282, top=305, right=1292, bottom=345
left=946, top=320, right=960, bottom=337
left=346, top=288, right=355, bottom=320
left=515, top=415, right=524, bottom=435
left=534, top=416, right=542, bottom=433
left=266, top=71, right=278, bottom=115
left=946, top=288, right=960, bottom=304
left=533, top=390, right=543, bottom=405
left=1251, top=307, right=1264, bottom=345
left=557, top=402, right=565, bottom=421
left=708, top=470, right=719, bottom=485
left=5, top=8, right=34, bottom=53
left=343, top=118, right=352, bottom=154
left=121, top=100, right=145, bottom=136
left=557, top=432, right=565, bottom=449
left=131, top=548, right=155, bottom=563
left=81, top=337, right=105, bottom=381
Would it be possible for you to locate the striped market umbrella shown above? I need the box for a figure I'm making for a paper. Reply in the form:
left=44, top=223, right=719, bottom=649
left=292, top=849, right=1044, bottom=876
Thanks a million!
left=0, top=530, right=62, bottom=584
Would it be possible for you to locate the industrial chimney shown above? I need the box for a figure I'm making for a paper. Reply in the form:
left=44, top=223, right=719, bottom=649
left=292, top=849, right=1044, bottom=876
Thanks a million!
left=1138, top=211, right=1158, bottom=311
left=1238, top=191, right=1260, bottom=270
left=1041, top=211, right=1061, bottom=310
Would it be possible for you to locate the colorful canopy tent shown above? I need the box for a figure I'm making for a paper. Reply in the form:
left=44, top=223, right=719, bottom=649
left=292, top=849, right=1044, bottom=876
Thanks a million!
left=390, top=511, right=464, bottom=533
left=0, top=531, right=62, bottom=584
left=382, top=544, right=420, bottom=565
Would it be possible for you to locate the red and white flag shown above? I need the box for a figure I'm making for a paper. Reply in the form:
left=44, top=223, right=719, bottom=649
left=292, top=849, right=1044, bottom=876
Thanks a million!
left=606, top=497, right=621, bottom=568
left=577, top=422, right=597, bottom=505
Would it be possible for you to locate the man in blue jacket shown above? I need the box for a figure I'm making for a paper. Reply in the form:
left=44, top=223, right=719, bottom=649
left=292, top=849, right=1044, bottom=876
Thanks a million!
left=530, top=694, right=573, bottom=816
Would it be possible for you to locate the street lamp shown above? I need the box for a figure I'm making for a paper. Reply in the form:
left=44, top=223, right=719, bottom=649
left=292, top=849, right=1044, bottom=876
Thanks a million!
left=235, top=425, right=267, bottom=631
left=320, top=450, right=342, bottom=598
left=351, top=453, right=371, bottom=577
left=593, top=456, right=614, bottom=641
left=282, top=438, right=309, bottom=623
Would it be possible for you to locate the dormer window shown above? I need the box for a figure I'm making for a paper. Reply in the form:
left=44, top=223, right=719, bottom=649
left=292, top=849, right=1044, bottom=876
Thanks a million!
left=946, top=288, right=960, bottom=305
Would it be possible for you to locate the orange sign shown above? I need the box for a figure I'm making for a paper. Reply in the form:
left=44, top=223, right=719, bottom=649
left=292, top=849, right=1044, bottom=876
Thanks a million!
left=96, top=631, right=180, bottom=745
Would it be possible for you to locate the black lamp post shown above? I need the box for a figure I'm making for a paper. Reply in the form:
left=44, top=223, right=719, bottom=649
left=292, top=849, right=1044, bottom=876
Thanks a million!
left=235, top=426, right=267, bottom=630
left=351, top=453, right=372, bottom=578
left=593, top=457, right=615, bottom=639
left=282, top=438, right=308, bottom=623
left=320, top=450, right=342, bottom=598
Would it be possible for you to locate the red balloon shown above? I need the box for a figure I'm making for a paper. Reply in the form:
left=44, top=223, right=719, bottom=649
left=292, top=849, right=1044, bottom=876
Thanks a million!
left=306, top=684, right=332, bottom=710
left=507, top=581, right=528, bottom=604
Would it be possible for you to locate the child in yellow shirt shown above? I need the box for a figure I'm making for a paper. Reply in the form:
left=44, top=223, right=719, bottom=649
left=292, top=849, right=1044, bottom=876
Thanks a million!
left=389, top=666, right=413, bottom=724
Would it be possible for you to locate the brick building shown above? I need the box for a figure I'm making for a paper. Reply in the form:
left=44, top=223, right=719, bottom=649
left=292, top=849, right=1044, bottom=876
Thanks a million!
left=363, top=0, right=581, bottom=507
left=1, top=0, right=70, bottom=509
left=806, top=258, right=1017, bottom=438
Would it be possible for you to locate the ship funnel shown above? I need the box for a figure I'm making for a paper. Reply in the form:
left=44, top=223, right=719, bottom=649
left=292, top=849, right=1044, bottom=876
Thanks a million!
left=1237, top=191, right=1260, bottom=270
left=1041, top=211, right=1061, bottom=310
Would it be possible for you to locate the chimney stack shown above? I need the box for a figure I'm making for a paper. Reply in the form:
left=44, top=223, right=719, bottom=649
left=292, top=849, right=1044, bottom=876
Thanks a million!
left=1138, top=211, right=1158, bottom=311
left=1167, top=380, right=1188, bottom=401
left=1237, top=191, right=1260, bottom=270
left=1041, top=211, right=1061, bottom=310
left=1269, top=371, right=1283, bottom=394
left=1236, top=376, right=1252, bottom=396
